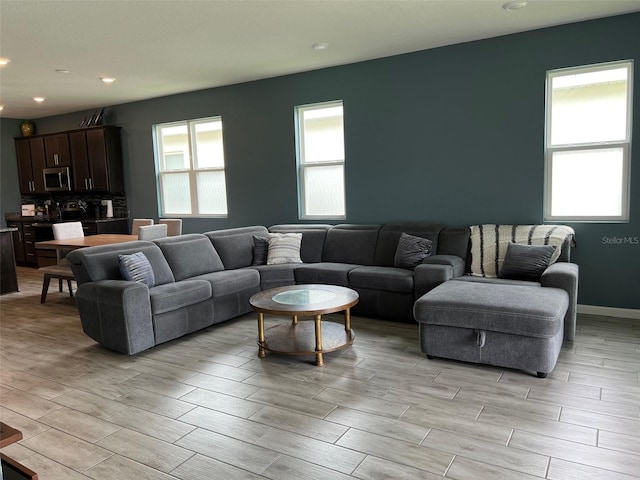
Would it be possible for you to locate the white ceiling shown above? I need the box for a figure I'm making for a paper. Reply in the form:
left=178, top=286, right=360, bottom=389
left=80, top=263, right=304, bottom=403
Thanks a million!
left=1, top=0, right=639, bottom=120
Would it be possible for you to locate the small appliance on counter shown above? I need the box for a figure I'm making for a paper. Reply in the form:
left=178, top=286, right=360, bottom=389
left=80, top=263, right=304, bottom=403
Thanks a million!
left=61, top=201, right=86, bottom=220
left=101, top=200, right=114, bottom=218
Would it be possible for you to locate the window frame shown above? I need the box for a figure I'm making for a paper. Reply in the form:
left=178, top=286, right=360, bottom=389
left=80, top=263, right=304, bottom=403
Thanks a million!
left=295, top=100, right=346, bottom=220
left=544, top=60, right=633, bottom=223
left=153, top=116, right=228, bottom=218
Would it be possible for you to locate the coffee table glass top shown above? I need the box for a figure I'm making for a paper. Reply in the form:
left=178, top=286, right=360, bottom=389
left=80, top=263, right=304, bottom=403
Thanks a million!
left=272, top=288, right=337, bottom=305
left=250, top=284, right=359, bottom=316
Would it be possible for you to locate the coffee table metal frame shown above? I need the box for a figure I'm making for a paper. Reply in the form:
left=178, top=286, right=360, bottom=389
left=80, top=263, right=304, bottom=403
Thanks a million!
left=249, top=284, right=359, bottom=366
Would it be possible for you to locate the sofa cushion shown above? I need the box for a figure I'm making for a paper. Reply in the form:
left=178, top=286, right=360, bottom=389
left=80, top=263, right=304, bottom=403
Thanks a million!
left=155, top=234, right=225, bottom=281
left=206, top=226, right=269, bottom=270
left=267, top=233, right=303, bottom=265
left=193, top=268, right=260, bottom=297
left=251, top=263, right=301, bottom=287
left=499, top=242, right=556, bottom=281
left=119, top=252, right=155, bottom=287
left=349, top=266, right=414, bottom=293
left=149, top=279, right=212, bottom=315
left=295, top=263, right=360, bottom=287
left=414, top=280, right=568, bottom=338
left=322, top=224, right=381, bottom=265
left=394, top=233, right=432, bottom=269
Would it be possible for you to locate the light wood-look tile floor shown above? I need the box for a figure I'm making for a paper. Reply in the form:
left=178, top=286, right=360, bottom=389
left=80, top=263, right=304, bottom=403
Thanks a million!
left=1, top=267, right=639, bottom=479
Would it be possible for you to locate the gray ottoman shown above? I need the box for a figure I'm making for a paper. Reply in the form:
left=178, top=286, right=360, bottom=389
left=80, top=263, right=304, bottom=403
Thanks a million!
left=413, top=280, right=569, bottom=377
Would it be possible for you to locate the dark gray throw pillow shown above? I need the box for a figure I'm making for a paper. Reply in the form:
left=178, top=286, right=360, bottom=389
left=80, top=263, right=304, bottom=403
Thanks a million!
left=119, top=251, right=155, bottom=287
left=394, top=232, right=432, bottom=269
left=252, top=235, right=269, bottom=266
left=499, top=242, right=556, bottom=281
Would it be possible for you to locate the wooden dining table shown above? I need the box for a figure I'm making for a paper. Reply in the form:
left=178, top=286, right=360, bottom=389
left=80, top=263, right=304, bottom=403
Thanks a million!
left=35, top=234, right=139, bottom=252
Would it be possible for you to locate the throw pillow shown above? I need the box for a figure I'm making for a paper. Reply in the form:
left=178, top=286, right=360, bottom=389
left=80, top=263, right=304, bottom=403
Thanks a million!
left=499, top=242, right=556, bottom=281
left=252, top=236, right=269, bottom=266
left=119, top=252, right=155, bottom=287
left=267, top=233, right=303, bottom=265
left=394, top=232, right=432, bottom=269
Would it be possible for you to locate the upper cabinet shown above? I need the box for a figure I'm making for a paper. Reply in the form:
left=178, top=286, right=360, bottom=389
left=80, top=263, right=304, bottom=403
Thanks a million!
left=69, top=126, right=124, bottom=193
left=43, top=133, right=71, bottom=167
left=15, top=137, right=47, bottom=194
left=15, top=126, right=125, bottom=194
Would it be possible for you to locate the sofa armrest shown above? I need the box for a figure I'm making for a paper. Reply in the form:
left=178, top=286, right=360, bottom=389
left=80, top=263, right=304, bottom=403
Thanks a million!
left=414, top=255, right=466, bottom=299
left=75, top=280, right=155, bottom=355
left=541, top=262, right=579, bottom=342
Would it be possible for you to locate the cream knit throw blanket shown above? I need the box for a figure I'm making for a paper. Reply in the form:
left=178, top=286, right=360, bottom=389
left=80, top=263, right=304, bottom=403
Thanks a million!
left=469, top=224, right=575, bottom=278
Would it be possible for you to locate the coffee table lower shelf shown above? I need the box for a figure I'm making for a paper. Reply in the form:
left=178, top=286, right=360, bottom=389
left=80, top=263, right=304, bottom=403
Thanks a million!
left=259, top=321, right=355, bottom=365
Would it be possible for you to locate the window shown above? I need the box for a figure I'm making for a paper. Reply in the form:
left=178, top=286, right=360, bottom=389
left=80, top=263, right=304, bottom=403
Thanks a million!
left=295, top=101, right=346, bottom=219
left=545, top=60, right=633, bottom=222
left=154, top=117, right=228, bottom=217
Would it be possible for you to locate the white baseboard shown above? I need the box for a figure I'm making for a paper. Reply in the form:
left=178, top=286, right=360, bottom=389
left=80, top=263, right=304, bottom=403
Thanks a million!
left=577, top=304, right=640, bottom=320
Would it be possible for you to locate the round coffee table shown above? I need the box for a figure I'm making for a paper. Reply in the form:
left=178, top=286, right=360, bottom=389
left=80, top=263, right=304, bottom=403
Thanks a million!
left=249, top=284, right=359, bottom=366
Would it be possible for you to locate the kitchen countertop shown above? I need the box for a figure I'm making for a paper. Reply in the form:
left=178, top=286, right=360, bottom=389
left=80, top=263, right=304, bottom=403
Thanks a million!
left=5, top=216, right=129, bottom=223
left=0, top=228, right=18, bottom=233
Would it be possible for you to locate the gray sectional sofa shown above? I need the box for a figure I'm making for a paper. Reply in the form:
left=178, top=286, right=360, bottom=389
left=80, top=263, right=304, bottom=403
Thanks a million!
left=67, top=222, right=577, bottom=367
left=67, top=223, right=469, bottom=354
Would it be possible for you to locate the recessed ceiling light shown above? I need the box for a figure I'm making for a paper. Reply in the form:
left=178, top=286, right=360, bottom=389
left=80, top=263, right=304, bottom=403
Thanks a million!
left=0, top=58, right=9, bottom=66
left=312, top=43, right=329, bottom=51
left=55, top=69, right=70, bottom=74
left=503, top=1, right=527, bottom=11
left=33, top=97, right=45, bottom=103
left=100, top=77, right=116, bottom=83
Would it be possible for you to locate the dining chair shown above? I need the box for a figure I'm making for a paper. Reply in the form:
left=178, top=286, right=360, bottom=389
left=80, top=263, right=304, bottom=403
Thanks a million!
left=138, top=223, right=168, bottom=240
left=159, top=219, right=182, bottom=236
left=39, top=221, right=84, bottom=303
left=131, top=218, right=154, bottom=235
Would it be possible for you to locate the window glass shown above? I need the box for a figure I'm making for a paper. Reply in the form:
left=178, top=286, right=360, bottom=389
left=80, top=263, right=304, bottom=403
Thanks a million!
left=296, top=101, right=346, bottom=219
left=545, top=61, right=632, bottom=222
left=154, top=117, right=228, bottom=217
left=303, top=165, right=345, bottom=217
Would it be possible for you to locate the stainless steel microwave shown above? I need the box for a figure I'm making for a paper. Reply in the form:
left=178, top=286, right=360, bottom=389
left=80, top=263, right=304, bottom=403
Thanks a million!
left=43, top=167, right=71, bottom=192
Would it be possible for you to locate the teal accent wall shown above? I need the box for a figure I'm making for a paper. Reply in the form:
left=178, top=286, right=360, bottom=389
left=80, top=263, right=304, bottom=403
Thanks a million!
left=2, top=13, right=639, bottom=309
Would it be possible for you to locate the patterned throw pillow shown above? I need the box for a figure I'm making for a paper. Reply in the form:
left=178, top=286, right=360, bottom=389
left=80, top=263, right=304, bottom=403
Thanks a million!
left=394, top=232, right=432, bottom=269
left=252, top=236, right=269, bottom=266
left=119, top=252, right=155, bottom=287
left=499, top=242, right=556, bottom=281
left=267, top=233, right=303, bottom=265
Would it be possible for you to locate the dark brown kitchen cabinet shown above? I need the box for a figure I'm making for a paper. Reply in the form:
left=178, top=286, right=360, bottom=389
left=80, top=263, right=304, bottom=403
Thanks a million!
left=15, top=137, right=46, bottom=194
left=44, top=133, right=71, bottom=167
left=21, top=221, right=38, bottom=267
left=70, top=126, right=124, bottom=192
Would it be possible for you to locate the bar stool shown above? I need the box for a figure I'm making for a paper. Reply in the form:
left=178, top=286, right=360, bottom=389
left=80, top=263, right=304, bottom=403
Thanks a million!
left=39, top=221, right=83, bottom=303
left=159, top=219, right=182, bottom=236
left=131, top=219, right=154, bottom=236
